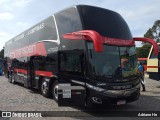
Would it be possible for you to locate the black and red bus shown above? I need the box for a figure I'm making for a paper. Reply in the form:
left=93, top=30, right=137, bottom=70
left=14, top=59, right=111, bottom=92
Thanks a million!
left=4, top=5, right=158, bottom=107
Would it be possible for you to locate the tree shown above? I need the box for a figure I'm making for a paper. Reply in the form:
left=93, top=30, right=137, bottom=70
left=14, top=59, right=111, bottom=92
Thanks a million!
left=136, top=20, right=160, bottom=58
left=144, top=20, right=160, bottom=42
left=136, top=44, right=151, bottom=58
left=144, top=28, right=154, bottom=39
left=152, top=20, right=160, bottom=42
left=0, top=48, right=4, bottom=58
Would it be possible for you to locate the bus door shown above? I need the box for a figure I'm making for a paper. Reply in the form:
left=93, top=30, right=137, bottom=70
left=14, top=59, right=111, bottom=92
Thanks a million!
left=58, top=51, right=86, bottom=106
left=28, top=56, right=36, bottom=87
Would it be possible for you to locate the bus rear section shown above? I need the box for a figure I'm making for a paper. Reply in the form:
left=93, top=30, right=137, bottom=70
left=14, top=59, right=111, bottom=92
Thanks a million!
left=147, top=44, right=160, bottom=80
left=3, top=5, right=158, bottom=108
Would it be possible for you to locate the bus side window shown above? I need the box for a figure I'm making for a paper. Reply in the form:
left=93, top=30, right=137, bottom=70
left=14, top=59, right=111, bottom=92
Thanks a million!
left=33, top=57, right=45, bottom=71
left=60, top=53, right=82, bottom=76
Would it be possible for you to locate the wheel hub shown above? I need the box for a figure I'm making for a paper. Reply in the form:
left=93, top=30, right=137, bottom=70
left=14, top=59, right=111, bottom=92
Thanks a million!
left=42, top=82, right=48, bottom=94
left=54, top=85, right=58, bottom=100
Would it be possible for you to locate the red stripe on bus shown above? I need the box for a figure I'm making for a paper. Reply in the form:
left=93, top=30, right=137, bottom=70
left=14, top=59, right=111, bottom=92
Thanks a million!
left=63, top=30, right=135, bottom=52
left=14, top=69, right=28, bottom=74
left=133, top=37, right=158, bottom=56
left=147, top=66, right=159, bottom=68
left=35, top=70, right=53, bottom=77
left=10, top=42, right=47, bottom=59
left=138, top=58, right=147, bottom=61
left=63, top=30, right=158, bottom=55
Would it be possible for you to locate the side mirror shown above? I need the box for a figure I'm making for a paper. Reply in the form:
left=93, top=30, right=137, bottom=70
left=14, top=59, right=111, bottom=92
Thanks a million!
left=63, top=30, right=135, bottom=53
left=133, top=37, right=158, bottom=56
left=63, top=30, right=103, bottom=52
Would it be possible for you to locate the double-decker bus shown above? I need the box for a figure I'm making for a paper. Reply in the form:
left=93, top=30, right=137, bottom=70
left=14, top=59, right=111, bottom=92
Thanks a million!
left=147, top=43, right=160, bottom=80
left=4, top=5, right=158, bottom=107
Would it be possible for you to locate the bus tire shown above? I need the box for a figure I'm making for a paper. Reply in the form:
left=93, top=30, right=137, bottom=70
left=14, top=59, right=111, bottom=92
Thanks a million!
left=41, top=78, right=51, bottom=98
left=52, top=81, right=58, bottom=102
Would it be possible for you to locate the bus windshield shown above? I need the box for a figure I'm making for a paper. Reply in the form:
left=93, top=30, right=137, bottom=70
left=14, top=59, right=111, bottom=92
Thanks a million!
left=87, top=42, right=137, bottom=79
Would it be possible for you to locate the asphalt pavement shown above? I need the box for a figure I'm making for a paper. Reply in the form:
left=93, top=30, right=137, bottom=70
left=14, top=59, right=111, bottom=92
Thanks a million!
left=0, top=76, right=160, bottom=120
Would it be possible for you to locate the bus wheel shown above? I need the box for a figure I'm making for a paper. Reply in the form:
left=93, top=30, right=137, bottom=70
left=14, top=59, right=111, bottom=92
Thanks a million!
left=41, top=79, right=51, bottom=98
left=52, top=81, right=58, bottom=102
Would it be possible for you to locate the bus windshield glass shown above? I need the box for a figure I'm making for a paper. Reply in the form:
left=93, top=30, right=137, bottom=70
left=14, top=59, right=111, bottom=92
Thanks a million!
left=87, top=42, right=137, bottom=78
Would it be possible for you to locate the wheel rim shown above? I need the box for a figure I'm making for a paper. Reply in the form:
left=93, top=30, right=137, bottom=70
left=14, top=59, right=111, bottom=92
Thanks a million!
left=42, top=81, right=48, bottom=95
left=54, top=85, right=58, bottom=100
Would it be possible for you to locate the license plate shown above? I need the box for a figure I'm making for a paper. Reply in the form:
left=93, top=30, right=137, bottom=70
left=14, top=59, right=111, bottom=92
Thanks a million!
left=117, top=100, right=126, bottom=105
left=63, top=89, right=71, bottom=98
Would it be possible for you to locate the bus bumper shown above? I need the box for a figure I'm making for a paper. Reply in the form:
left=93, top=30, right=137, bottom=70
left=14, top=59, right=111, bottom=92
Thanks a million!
left=86, top=83, right=140, bottom=106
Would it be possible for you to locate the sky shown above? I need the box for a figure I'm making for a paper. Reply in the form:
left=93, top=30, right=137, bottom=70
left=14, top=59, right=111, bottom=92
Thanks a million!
left=0, top=0, right=160, bottom=50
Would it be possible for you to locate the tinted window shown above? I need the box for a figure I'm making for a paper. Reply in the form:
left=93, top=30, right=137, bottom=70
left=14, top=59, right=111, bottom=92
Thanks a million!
left=120, top=47, right=137, bottom=71
left=87, top=42, right=137, bottom=79
left=44, top=56, right=57, bottom=72
left=87, top=42, right=120, bottom=76
left=33, top=56, right=45, bottom=71
left=5, top=16, right=58, bottom=57
left=79, top=5, right=132, bottom=39
left=55, top=7, right=84, bottom=50
left=29, top=16, right=57, bottom=44
left=60, top=53, right=82, bottom=75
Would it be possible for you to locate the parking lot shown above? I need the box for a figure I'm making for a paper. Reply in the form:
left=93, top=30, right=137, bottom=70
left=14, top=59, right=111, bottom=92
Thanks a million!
left=0, top=76, right=160, bottom=120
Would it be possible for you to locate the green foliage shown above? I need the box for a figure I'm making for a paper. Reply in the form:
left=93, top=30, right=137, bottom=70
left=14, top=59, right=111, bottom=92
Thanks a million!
left=144, top=20, right=160, bottom=42
left=144, top=28, right=154, bottom=39
left=137, top=20, right=160, bottom=58
left=136, top=44, right=151, bottom=58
